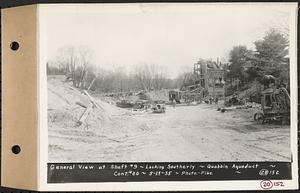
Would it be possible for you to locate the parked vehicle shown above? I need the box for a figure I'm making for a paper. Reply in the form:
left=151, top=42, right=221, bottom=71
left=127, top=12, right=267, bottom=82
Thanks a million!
left=132, top=100, right=150, bottom=110
left=116, top=100, right=134, bottom=108
left=152, top=103, right=166, bottom=113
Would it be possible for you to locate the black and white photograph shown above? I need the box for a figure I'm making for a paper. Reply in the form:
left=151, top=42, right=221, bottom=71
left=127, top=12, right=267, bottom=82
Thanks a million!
left=37, top=3, right=299, bottom=190
left=0, top=2, right=297, bottom=192
left=44, top=3, right=296, bottom=164
left=36, top=4, right=298, bottom=188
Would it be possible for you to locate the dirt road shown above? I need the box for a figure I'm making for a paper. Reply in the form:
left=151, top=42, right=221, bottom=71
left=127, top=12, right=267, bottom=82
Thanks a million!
left=49, top=102, right=290, bottom=162
left=109, top=104, right=290, bottom=162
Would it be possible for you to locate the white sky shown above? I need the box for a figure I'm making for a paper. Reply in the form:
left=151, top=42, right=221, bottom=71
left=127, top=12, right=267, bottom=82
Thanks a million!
left=40, top=3, right=296, bottom=78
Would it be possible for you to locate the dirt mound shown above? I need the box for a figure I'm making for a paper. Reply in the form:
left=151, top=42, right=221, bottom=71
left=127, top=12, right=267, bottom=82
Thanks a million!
left=48, top=75, right=150, bottom=142
left=48, top=76, right=89, bottom=110
left=235, top=82, right=265, bottom=100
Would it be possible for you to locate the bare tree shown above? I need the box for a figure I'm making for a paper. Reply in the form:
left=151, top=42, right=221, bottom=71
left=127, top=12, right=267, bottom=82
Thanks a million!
left=53, top=46, right=93, bottom=88
left=134, top=64, right=151, bottom=91
left=152, top=65, right=168, bottom=90
left=134, top=63, right=168, bottom=91
left=78, top=46, right=93, bottom=88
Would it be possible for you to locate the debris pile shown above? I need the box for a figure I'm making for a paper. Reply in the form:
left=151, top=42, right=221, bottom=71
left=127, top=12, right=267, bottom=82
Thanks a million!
left=48, top=75, right=151, bottom=139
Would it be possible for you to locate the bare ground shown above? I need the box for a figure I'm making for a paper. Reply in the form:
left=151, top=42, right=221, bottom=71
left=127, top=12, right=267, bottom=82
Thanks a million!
left=48, top=76, right=290, bottom=162
left=49, top=103, right=290, bottom=162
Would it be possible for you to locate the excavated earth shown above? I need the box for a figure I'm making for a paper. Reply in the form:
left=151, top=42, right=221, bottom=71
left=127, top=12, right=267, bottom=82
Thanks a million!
left=48, top=75, right=291, bottom=162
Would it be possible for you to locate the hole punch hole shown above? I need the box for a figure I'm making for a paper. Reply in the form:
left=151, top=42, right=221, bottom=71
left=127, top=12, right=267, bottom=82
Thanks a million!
left=12, top=145, right=21, bottom=154
left=10, top=41, right=20, bottom=51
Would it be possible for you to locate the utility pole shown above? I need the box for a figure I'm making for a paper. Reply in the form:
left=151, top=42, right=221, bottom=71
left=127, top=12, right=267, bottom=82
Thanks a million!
left=223, top=74, right=226, bottom=105
left=213, top=76, right=216, bottom=99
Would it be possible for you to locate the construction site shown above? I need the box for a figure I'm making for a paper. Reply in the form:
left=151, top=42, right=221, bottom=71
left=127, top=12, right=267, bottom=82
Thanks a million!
left=48, top=59, right=291, bottom=162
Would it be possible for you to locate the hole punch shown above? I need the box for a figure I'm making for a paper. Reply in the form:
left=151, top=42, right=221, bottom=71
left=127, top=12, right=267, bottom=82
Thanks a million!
left=10, top=41, right=20, bottom=51
left=11, top=145, right=21, bottom=154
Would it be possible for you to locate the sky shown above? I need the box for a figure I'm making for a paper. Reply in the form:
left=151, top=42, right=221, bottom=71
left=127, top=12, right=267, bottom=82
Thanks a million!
left=40, top=3, right=296, bottom=78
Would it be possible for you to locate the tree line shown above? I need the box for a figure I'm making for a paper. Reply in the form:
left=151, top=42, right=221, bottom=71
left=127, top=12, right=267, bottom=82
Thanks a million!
left=47, top=48, right=179, bottom=92
left=47, top=28, right=290, bottom=94
left=226, top=29, right=290, bottom=90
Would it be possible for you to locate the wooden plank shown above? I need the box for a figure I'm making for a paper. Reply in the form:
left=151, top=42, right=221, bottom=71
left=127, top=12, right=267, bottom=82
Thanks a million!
left=83, top=90, right=103, bottom=110
left=87, top=78, right=96, bottom=91
left=77, top=104, right=93, bottom=126
left=76, top=101, right=88, bottom=108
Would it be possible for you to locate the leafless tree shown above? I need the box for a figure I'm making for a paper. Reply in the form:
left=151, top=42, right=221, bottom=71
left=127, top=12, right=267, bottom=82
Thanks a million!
left=53, top=46, right=93, bottom=88
left=77, top=46, right=93, bottom=88
left=133, top=63, right=168, bottom=91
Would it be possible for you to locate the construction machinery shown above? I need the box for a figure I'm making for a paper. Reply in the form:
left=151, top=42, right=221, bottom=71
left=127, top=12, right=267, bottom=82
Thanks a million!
left=169, top=59, right=225, bottom=105
left=116, top=100, right=134, bottom=108
left=169, top=84, right=207, bottom=105
left=254, top=87, right=290, bottom=124
left=169, top=90, right=181, bottom=103
left=152, top=103, right=166, bottom=113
